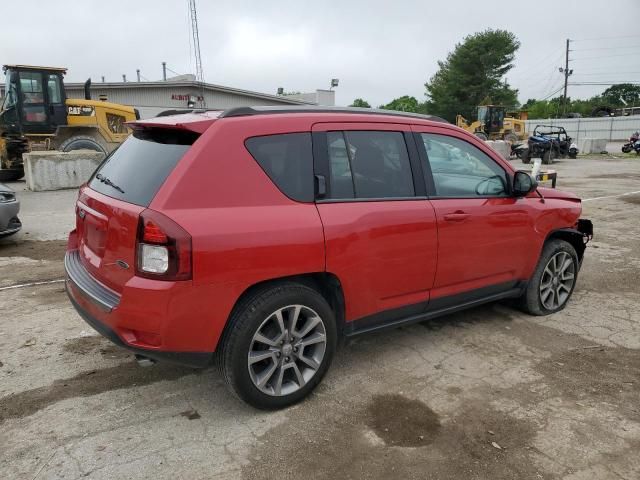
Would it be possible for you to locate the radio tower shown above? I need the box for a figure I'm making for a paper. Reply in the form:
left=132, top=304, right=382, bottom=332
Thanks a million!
left=188, top=0, right=205, bottom=106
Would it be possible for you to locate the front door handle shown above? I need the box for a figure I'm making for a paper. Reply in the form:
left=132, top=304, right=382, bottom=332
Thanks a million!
left=443, top=211, right=470, bottom=222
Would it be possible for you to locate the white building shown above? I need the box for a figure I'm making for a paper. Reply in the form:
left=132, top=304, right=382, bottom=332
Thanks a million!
left=64, top=76, right=334, bottom=118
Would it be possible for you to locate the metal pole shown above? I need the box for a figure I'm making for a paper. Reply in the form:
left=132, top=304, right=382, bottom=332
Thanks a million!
left=562, top=38, right=570, bottom=117
left=122, top=74, right=127, bottom=82
left=136, top=69, right=141, bottom=82
left=609, top=116, right=614, bottom=141
left=162, top=62, right=167, bottom=81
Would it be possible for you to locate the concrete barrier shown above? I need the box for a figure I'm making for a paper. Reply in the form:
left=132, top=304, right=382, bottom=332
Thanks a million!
left=23, top=150, right=105, bottom=191
left=484, top=140, right=510, bottom=160
left=577, top=138, right=607, bottom=155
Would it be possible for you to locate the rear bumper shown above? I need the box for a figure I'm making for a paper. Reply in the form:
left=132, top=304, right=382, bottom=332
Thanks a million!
left=65, top=249, right=213, bottom=368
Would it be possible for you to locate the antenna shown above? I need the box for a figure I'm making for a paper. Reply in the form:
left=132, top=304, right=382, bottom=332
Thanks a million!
left=188, top=0, right=206, bottom=106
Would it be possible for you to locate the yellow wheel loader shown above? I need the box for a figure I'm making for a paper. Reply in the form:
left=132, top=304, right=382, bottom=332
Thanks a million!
left=0, top=65, right=138, bottom=181
left=455, top=105, right=527, bottom=143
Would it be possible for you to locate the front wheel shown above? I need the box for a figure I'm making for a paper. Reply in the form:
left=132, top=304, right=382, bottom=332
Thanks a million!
left=520, top=239, right=579, bottom=316
left=503, top=132, right=519, bottom=143
left=542, top=148, right=556, bottom=164
left=217, top=283, right=337, bottom=409
left=59, top=135, right=107, bottom=155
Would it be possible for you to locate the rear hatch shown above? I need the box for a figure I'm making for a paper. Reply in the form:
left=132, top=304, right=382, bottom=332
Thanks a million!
left=76, top=126, right=200, bottom=292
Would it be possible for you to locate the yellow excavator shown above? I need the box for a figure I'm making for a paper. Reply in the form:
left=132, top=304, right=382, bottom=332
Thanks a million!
left=0, top=65, right=138, bottom=181
left=456, top=105, right=528, bottom=142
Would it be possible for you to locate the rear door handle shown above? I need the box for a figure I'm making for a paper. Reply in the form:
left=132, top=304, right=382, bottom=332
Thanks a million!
left=443, top=211, right=470, bottom=222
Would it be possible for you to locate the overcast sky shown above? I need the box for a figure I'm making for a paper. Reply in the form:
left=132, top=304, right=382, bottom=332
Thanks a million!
left=2, top=0, right=639, bottom=107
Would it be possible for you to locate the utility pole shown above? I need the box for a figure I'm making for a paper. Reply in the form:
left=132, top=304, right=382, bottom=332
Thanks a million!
left=561, top=38, right=573, bottom=117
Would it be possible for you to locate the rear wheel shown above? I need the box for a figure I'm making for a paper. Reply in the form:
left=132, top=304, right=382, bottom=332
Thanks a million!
left=542, top=148, right=556, bottom=164
left=217, top=283, right=337, bottom=409
left=520, top=239, right=579, bottom=316
left=59, top=135, right=107, bottom=155
left=520, top=148, right=531, bottom=164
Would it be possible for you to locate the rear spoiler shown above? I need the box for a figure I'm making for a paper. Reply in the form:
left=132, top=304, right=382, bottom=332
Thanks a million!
left=126, top=111, right=221, bottom=134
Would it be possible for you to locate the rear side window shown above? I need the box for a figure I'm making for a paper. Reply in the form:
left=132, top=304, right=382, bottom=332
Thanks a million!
left=89, top=129, right=197, bottom=206
left=245, top=133, right=314, bottom=202
left=326, top=130, right=415, bottom=199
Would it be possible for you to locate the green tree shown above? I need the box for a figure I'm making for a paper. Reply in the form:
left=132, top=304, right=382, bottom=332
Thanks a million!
left=378, top=95, right=425, bottom=113
left=425, top=29, right=520, bottom=122
left=349, top=98, right=371, bottom=108
left=601, top=84, right=640, bottom=107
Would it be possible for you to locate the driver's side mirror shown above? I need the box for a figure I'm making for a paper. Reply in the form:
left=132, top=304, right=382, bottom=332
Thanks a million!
left=513, top=170, right=537, bottom=197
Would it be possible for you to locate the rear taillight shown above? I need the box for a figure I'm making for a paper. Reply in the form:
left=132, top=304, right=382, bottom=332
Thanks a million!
left=136, top=209, right=192, bottom=281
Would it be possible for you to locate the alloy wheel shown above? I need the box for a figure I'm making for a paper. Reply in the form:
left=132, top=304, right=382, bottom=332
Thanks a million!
left=248, top=305, right=327, bottom=396
left=539, top=251, right=576, bottom=310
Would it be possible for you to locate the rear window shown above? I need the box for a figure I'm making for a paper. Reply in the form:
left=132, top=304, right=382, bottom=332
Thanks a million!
left=88, top=129, right=197, bottom=206
left=245, top=133, right=314, bottom=202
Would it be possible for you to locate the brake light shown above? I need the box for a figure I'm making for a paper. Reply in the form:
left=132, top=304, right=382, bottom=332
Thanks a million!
left=136, top=210, right=192, bottom=281
left=143, top=220, right=168, bottom=244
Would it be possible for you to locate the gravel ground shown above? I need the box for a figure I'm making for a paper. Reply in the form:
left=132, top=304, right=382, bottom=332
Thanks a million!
left=0, top=154, right=638, bottom=480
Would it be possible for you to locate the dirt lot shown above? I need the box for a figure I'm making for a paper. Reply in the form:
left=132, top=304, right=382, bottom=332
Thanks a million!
left=1, top=154, right=639, bottom=480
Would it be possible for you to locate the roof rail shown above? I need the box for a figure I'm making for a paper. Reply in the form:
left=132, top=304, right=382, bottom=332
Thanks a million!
left=218, top=106, right=449, bottom=123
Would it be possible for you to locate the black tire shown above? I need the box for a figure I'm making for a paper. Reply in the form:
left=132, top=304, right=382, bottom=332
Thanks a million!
left=542, top=148, right=556, bottom=164
left=59, top=135, right=107, bottom=155
left=217, top=282, right=337, bottom=409
left=0, top=168, right=24, bottom=181
left=519, top=239, right=579, bottom=316
left=474, top=132, right=489, bottom=141
left=503, top=132, right=519, bottom=143
left=622, top=145, right=632, bottom=153
left=520, top=148, right=531, bottom=164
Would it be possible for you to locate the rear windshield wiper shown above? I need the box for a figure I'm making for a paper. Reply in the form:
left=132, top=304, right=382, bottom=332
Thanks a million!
left=95, top=173, right=125, bottom=194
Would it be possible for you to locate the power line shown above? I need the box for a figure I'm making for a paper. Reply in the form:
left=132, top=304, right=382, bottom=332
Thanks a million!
left=573, top=72, right=640, bottom=76
left=570, top=45, right=640, bottom=52
left=539, top=85, right=565, bottom=101
left=571, top=34, right=640, bottom=42
left=571, top=52, right=640, bottom=61
left=509, top=50, right=564, bottom=81
left=570, top=82, right=640, bottom=86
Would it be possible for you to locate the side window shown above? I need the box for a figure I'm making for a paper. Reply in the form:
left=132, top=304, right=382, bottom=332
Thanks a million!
left=245, top=132, right=314, bottom=202
left=327, top=130, right=414, bottom=199
left=327, top=131, right=354, bottom=199
left=47, top=74, right=62, bottom=104
left=421, top=133, right=508, bottom=197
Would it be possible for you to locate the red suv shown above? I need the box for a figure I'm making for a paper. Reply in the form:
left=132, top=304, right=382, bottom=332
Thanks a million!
left=65, top=106, right=592, bottom=409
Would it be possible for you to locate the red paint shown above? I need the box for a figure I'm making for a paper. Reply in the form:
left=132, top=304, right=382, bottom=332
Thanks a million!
left=66, top=111, right=583, bottom=356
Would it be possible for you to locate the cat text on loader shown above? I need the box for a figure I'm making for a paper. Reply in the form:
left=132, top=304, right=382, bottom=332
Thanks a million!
left=0, top=65, right=138, bottom=181
left=455, top=105, right=528, bottom=143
